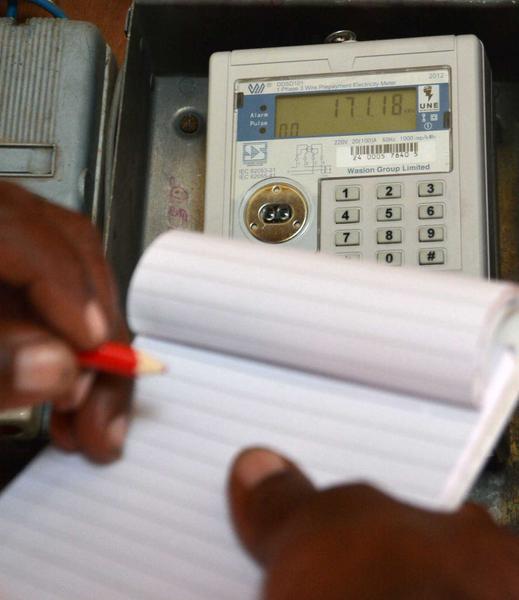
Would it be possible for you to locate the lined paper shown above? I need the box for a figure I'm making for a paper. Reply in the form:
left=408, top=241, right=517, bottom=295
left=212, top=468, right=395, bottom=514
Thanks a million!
left=2, top=231, right=519, bottom=598
left=0, top=338, right=517, bottom=599
left=129, top=232, right=519, bottom=407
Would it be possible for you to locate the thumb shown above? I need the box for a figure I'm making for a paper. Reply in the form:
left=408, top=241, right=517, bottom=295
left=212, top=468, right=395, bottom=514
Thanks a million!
left=228, top=447, right=316, bottom=565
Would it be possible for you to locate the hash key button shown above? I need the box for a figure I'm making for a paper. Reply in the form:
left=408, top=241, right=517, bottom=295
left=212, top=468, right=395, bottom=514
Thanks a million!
left=419, top=249, right=445, bottom=265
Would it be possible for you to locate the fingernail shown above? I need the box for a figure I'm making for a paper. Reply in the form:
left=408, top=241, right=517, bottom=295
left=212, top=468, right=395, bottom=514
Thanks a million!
left=14, top=341, right=76, bottom=394
left=234, top=448, right=289, bottom=489
left=84, top=301, right=108, bottom=345
left=70, top=372, right=95, bottom=409
left=107, top=415, right=129, bottom=453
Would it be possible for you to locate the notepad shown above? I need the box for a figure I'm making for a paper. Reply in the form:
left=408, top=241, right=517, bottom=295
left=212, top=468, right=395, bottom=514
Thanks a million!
left=1, top=231, right=519, bottom=600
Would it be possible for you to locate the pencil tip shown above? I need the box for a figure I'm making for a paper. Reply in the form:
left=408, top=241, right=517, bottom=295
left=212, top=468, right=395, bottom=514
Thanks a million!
left=137, top=351, right=167, bottom=375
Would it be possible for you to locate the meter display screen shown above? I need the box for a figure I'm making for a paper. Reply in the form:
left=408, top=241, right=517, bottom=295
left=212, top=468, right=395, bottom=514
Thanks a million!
left=275, top=88, right=417, bottom=137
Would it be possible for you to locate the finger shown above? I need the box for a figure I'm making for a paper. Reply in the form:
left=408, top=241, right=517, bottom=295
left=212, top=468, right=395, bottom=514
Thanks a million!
left=53, top=371, right=97, bottom=413
left=0, top=320, right=78, bottom=409
left=50, top=411, right=80, bottom=453
left=36, top=197, right=120, bottom=327
left=228, top=447, right=316, bottom=564
left=73, top=373, right=133, bottom=464
left=0, top=182, right=109, bottom=348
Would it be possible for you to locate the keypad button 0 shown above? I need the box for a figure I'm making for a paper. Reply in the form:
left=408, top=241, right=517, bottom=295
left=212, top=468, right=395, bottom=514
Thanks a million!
left=419, top=225, right=445, bottom=242
left=335, top=230, right=361, bottom=246
left=418, top=203, right=444, bottom=219
left=335, top=207, right=360, bottom=224
left=335, top=185, right=360, bottom=201
left=419, top=248, right=445, bottom=265
left=377, top=206, right=402, bottom=222
left=377, top=228, right=402, bottom=244
left=377, top=251, right=403, bottom=266
left=418, top=181, right=444, bottom=197
left=377, top=183, right=402, bottom=199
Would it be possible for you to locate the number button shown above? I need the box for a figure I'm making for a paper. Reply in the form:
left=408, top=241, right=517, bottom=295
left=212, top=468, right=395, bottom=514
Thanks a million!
left=335, top=186, right=360, bottom=201
left=335, top=230, right=361, bottom=246
left=377, top=228, right=402, bottom=244
left=339, top=253, right=362, bottom=260
left=418, top=203, right=444, bottom=219
left=377, top=206, right=402, bottom=222
left=377, top=251, right=403, bottom=266
left=377, top=183, right=402, bottom=199
left=419, top=249, right=445, bottom=265
left=419, top=226, right=445, bottom=242
left=418, top=181, right=444, bottom=197
left=335, top=207, right=360, bottom=224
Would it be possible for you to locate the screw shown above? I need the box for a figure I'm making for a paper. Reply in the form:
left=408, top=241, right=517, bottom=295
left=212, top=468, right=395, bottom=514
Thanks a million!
left=272, top=185, right=281, bottom=194
left=324, top=30, right=357, bottom=44
left=293, top=220, right=301, bottom=229
left=179, top=112, right=200, bottom=135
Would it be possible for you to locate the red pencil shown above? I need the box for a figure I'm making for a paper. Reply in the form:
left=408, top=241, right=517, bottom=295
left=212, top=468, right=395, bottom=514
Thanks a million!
left=77, top=342, right=166, bottom=377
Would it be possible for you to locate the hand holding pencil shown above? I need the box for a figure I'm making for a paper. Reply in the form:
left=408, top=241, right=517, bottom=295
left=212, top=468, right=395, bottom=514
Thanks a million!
left=0, top=182, right=134, bottom=463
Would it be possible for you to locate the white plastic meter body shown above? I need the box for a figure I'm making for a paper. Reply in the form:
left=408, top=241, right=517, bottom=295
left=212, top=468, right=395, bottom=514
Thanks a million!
left=204, top=35, right=495, bottom=276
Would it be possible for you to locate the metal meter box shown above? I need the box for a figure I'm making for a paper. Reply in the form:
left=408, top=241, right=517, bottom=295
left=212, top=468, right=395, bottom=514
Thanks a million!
left=106, top=0, right=519, bottom=527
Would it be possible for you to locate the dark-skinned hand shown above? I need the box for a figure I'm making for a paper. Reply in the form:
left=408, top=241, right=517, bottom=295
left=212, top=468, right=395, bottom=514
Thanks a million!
left=229, top=448, right=519, bottom=599
left=0, top=181, right=132, bottom=463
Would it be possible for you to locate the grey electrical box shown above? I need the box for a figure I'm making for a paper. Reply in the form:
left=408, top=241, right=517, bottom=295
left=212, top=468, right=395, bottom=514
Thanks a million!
left=0, top=17, right=115, bottom=222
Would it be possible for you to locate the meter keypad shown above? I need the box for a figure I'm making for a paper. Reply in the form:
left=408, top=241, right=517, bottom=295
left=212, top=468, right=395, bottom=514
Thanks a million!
left=419, top=203, right=444, bottom=219
left=419, top=225, right=445, bottom=242
left=335, top=207, right=360, bottom=224
left=377, top=228, right=402, bottom=244
left=377, top=251, right=403, bottom=266
left=377, top=183, right=402, bottom=199
left=335, top=230, right=361, bottom=246
left=377, top=206, right=402, bottom=222
left=418, top=181, right=444, bottom=197
left=335, top=186, right=360, bottom=201
left=321, top=175, right=457, bottom=270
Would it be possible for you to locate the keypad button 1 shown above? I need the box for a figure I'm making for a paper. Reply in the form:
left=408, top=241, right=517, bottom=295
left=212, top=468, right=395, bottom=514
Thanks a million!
left=377, top=251, right=403, bottom=266
left=335, top=207, right=360, bottom=224
left=338, top=253, right=362, bottom=260
left=377, top=206, right=402, bottom=222
left=418, top=203, right=444, bottom=219
left=335, top=185, right=360, bottom=201
left=335, top=230, right=361, bottom=246
left=418, top=181, right=444, bottom=197
left=377, top=183, right=402, bottom=199
left=377, top=228, right=402, bottom=244
left=419, top=249, right=445, bottom=265
left=419, top=225, right=445, bottom=242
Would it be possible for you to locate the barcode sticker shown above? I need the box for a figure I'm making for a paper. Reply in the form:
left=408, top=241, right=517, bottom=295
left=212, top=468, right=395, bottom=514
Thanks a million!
left=351, top=142, right=418, bottom=156
left=337, top=139, right=436, bottom=170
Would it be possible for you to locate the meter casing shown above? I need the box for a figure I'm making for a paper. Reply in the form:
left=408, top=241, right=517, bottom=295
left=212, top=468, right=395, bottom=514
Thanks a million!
left=205, top=35, right=495, bottom=277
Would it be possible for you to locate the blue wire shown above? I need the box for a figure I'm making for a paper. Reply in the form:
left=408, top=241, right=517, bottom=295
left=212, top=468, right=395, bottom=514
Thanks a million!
left=26, top=0, right=67, bottom=18
left=6, top=0, right=18, bottom=18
